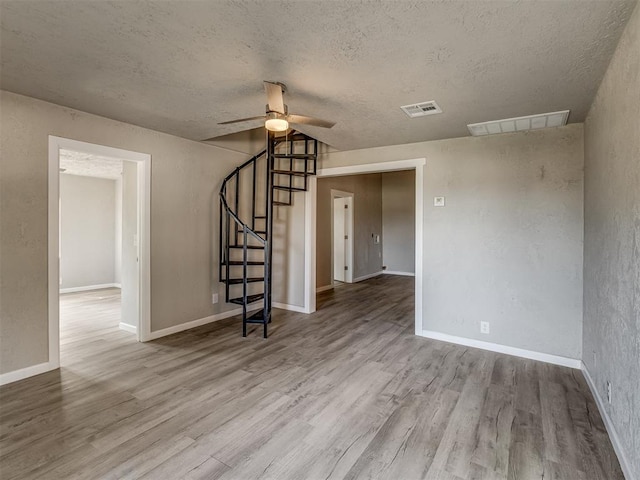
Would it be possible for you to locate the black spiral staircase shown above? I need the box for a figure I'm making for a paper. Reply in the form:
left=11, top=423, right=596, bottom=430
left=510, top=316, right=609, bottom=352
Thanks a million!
left=219, top=131, right=317, bottom=338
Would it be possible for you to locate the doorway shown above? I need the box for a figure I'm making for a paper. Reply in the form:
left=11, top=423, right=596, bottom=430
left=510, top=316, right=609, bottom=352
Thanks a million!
left=58, top=151, right=138, bottom=339
left=48, top=137, right=151, bottom=371
left=331, top=191, right=354, bottom=284
left=304, top=158, right=425, bottom=335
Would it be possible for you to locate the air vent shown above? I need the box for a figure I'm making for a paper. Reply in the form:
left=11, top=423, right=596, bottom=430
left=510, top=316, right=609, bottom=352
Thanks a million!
left=467, top=110, right=570, bottom=136
left=401, top=101, right=442, bottom=118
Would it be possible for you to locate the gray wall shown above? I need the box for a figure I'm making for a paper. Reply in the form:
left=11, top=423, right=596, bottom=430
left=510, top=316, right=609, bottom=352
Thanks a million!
left=120, top=162, right=138, bottom=328
left=316, top=174, right=383, bottom=288
left=319, top=124, right=584, bottom=360
left=272, top=193, right=307, bottom=308
left=60, top=174, right=116, bottom=289
left=0, top=91, right=249, bottom=374
left=382, top=170, right=415, bottom=274
left=583, top=3, right=640, bottom=478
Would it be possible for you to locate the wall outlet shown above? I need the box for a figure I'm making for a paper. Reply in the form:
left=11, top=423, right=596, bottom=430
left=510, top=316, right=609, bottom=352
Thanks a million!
left=212, top=293, right=219, bottom=304
left=480, top=321, right=490, bottom=334
left=606, top=381, right=612, bottom=404
left=434, top=196, right=445, bottom=207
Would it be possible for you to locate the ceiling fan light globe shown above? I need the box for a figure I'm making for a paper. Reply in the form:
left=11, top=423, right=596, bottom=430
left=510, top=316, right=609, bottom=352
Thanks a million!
left=265, top=118, right=289, bottom=132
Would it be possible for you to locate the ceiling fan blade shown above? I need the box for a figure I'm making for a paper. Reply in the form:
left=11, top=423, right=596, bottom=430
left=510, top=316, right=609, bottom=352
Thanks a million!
left=264, top=81, right=285, bottom=114
left=287, top=114, right=335, bottom=128
left=218, top=115, right=266, bottom=125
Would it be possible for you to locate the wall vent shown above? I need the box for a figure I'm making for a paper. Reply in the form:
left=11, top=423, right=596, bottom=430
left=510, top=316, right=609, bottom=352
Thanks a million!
left=467, top=110, right=570, bottom=136
left=401, top=101, right=442, bottom=118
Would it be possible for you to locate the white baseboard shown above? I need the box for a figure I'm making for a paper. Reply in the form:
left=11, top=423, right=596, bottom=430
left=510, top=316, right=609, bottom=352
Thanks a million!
left=60, top=283, right=120, bottom=294
left=119, top=323, right=137, bottom=334
left=316, top=284, right=334, bottom=293
left=383, top=271, right=415, bottom=277
left=148, top=305, right=261, bottom=340
left=419, top=330, right=581, bottom=369
left=272, top=302, right=309, bottom=314
left=0, top=361, right=58, bottom=386
left=353, top=271, right=383, bottom=283
left=582, top=363, right=636, bottom=480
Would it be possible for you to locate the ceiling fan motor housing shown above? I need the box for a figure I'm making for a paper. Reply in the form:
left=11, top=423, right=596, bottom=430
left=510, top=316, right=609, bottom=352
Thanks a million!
left=266, top=104, right=288, bottom=115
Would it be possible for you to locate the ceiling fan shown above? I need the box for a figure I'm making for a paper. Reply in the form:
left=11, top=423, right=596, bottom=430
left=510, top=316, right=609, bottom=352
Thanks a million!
left=207, top=81, right=335, bottom=138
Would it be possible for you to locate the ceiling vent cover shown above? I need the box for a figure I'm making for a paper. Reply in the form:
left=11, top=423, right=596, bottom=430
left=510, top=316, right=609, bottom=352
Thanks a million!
left=401, top=101, right=442, bottom=118
left=467, top=110, right=570, bottom=136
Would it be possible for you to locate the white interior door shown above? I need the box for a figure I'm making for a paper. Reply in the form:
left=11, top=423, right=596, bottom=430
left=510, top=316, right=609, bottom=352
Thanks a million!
left=343, top=196, right=353, bottom=283
left=333, top=197, right=347, bottom=282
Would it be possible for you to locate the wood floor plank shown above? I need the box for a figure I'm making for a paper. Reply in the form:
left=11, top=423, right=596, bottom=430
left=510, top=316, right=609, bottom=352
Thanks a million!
left=426, top=376, right=491, bottom=478
left=507, top=409, right=545, bottom=480
left=0, top=278, right=625, bottom=479
left=470, top=385, right=514, bottom=478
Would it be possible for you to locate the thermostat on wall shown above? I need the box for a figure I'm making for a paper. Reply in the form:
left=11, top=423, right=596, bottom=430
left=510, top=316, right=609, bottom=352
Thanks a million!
left=434, top=196, right=445, bottom=207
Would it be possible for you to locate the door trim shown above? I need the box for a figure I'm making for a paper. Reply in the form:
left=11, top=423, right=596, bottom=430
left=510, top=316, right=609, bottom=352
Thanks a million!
left=305, top=158, right=425, bottom=336
left=48, top=136, right=152, bottom=373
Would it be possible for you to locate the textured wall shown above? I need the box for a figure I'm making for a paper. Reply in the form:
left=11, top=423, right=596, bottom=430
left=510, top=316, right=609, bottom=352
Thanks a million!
left=60, top=175, right=116, bottom=289
left=319, top=124, right=584, bottom=359
left=316, top=174, right=383, bottom=288
left=271, top=192, right=307, bottom=308
left=382, top=170, right=415, bottom=274
left=0, top=91, right=249, bottom=374
left=583, top=2, right=640, bottom=478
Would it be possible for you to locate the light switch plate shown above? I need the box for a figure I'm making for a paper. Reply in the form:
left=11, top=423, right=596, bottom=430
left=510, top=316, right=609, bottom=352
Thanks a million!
left=434, top=196, right=445, bottom=207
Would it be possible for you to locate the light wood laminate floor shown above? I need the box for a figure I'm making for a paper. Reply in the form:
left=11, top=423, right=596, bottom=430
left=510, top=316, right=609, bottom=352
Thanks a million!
left=0, top=276, right=623, bottom=479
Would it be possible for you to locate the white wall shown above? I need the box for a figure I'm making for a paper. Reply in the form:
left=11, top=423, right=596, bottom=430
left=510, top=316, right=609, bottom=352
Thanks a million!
left=60, top=174, right=117, bottom=289
left=318, top=124, right=584, bottom=360
left=582, top=3, right=640, bottom=478
left=114, top=177, right=122, bottom=284
left=382, top=170, right=415, bottom=275
left=120, top=162, right=138, bottom=328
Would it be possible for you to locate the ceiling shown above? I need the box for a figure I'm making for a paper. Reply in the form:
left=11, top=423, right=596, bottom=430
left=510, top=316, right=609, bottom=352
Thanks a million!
left=1, top=1, right=636, bottom=151
left=60, top=149, right=123, bottom=179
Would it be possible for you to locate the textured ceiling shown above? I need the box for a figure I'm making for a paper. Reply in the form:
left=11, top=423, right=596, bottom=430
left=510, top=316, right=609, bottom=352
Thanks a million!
left=60, top=149, right=123, bottom=179
left=1, top=1, right=636, bottom=151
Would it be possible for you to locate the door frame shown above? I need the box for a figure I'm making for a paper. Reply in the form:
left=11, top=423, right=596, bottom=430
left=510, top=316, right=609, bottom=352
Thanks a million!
left=48, top=136, right=152, bottom=370
left=304, top=158, right=425, bottom=335
left=330, top=190, right=354, bottom=284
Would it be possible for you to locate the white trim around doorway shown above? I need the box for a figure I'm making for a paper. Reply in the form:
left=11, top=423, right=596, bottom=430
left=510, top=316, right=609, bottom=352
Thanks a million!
left=48, top=136, right=152, bottom=371
left=304, top=158, right=425, bottom=336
